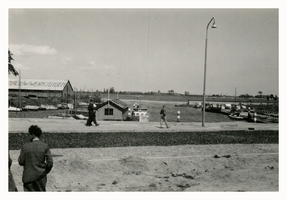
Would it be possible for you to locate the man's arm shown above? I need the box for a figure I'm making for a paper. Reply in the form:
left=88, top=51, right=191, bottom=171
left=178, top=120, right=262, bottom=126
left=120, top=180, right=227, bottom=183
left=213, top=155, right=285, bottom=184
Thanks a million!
left=18, top=148, right=25, bottom=166
left=45, top=148, right=53, bottom=174
left=9, top=154, right=12, bottom=169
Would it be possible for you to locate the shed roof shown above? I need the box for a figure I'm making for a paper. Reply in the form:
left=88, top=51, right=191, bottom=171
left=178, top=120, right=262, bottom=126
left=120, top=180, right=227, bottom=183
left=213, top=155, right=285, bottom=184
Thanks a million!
left=9, top=78, right=72, bottom=91
left=98, top=99, right=129, bottom=112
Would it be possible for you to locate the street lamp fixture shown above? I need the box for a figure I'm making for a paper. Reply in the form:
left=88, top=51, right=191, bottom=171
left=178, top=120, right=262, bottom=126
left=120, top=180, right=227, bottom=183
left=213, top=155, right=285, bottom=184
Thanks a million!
left=202, top=17, right=217, bottom=127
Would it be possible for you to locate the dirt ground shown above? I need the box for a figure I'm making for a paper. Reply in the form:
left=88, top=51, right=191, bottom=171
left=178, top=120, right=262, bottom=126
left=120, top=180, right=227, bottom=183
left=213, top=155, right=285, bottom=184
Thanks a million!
left=9, top=143, right=278, bottom=192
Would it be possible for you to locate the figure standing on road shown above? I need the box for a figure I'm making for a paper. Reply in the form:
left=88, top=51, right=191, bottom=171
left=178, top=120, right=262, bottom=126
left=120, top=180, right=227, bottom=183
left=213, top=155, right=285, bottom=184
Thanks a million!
left=160, top=105, right=169, bottom=128
left=18, top=125, right=53, bottom=191
left=86, top=99, right=99, bottom=126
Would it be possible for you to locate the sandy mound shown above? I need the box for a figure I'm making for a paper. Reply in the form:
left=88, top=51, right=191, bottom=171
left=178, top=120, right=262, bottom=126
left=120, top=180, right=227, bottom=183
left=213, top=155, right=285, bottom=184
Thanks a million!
left=9, top=144, right=278, bottom=192
left=119, top=156, right=149, bottom=172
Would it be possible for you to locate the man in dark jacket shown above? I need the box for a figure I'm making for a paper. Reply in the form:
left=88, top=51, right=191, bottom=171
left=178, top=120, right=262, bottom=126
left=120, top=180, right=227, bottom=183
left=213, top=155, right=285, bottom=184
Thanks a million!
left=85, top=99, right=99, bottom=126
left=18, top=125, right=53, bottom=191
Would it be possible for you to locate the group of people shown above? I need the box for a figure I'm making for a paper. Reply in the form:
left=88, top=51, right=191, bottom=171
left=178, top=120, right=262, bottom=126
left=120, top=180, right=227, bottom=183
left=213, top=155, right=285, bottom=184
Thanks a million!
left=9, top=125, right=53, bottom=192
left=9, top=103, right=170, bottom=192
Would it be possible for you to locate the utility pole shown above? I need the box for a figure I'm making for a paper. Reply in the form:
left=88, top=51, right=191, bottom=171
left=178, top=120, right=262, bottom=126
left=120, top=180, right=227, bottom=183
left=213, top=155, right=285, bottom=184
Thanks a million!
left=17, top=70, right=21, bottom=117
left=108, top=74, right=110, bottom=107
left=235, top=87, right=237, bottom=104
left=202, top=17, right=217, bottom=127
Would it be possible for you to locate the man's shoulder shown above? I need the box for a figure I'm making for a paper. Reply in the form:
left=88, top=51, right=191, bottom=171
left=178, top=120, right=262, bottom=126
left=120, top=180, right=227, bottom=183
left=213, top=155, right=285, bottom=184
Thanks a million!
left=35, top=140, right=49, bottom=147
left=23, top=140, right=48, bottom=148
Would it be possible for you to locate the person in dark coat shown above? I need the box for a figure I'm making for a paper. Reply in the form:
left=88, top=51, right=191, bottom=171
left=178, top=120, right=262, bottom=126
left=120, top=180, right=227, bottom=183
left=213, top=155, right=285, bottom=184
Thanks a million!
left=85, top=99, right=99, bottom=126
left=18, top=125, right=53, bottom=191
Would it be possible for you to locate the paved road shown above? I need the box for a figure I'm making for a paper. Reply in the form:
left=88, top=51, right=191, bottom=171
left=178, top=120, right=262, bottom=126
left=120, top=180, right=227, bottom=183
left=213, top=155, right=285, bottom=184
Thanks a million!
left=9, top=118, right=279, bottom=133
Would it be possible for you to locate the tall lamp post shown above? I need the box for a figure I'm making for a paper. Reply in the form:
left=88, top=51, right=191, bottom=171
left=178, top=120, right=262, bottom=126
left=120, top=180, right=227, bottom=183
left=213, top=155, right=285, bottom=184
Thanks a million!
left=202, top=17, right=217, bottom=127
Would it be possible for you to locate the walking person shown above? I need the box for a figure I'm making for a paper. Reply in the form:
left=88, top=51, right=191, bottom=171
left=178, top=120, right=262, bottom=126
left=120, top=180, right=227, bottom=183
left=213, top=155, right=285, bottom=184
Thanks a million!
left=85, top=99, right=99, bottom=126
left=160, top=105, right=169, bottom=128
left=18, top=125, right=53, bottom=192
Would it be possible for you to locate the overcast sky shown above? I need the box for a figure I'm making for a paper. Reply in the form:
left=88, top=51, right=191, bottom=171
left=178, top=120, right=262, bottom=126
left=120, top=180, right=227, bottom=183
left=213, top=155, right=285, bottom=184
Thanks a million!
left=8, top=8, right=279, bottom=96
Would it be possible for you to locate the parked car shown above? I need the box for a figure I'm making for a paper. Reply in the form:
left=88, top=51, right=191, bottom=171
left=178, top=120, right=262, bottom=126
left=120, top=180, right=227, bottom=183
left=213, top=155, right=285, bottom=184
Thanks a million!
left=8, top=106, right=22, bottom=112
left=57, top=103, right=69, bottom=109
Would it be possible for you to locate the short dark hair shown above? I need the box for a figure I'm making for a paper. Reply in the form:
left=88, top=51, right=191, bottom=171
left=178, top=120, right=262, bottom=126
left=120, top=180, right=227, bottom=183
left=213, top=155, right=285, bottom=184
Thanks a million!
left=28, top=125, right=42, bottom=137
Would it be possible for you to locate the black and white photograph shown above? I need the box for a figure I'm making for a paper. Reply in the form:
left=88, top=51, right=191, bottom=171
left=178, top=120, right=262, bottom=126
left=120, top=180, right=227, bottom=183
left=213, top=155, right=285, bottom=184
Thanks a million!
left=5, top=1, right=283, bottom=196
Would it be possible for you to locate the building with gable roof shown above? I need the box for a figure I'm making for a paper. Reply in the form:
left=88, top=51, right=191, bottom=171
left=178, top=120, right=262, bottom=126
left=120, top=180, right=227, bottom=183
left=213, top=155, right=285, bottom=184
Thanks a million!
left=8, top=78, right=74, bottom=98
left=96, top=99, right=130, bottom=121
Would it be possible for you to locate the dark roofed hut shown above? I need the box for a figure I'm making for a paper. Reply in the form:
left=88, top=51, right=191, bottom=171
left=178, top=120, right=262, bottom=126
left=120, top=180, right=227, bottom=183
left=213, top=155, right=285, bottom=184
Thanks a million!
left=96, top=99, right=130, bottom=121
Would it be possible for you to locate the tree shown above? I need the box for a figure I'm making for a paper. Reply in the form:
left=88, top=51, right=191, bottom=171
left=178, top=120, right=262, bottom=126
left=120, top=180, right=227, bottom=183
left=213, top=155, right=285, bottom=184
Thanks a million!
left=110, top=87, right=115, bottom=93
left=239, top=94, right=250, bottom=99
left=266, top=95, right=270, bottom=105
left=258, top=91, right=263, bottom=98
left=168, top=90, right=174, bottom=94
left=8, top=50, right=19, bottom=76
left=274, top=95, right=278, bottom=101
left=266, top=95, right=270, bottom=101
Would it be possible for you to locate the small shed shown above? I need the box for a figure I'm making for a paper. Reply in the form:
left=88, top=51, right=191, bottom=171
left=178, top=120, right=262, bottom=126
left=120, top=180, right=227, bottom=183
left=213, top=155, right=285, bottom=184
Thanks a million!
left=96, top=99, right=129, bottom=121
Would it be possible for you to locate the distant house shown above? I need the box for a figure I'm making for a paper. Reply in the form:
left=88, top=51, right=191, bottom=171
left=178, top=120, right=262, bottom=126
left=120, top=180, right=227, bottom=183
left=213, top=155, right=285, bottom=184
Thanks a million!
left=9, top=78, right=74, bottom=98
left=96, top=99, right=129, bottom=121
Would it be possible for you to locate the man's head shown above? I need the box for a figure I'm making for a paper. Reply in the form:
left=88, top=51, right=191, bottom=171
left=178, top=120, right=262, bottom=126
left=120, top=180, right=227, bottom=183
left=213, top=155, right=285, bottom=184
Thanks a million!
left=28, top=125, right=42, bottom=137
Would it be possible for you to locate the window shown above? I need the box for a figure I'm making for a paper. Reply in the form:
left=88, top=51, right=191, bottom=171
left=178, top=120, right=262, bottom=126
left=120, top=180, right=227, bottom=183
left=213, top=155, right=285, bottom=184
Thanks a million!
left=105, top=108, right=113, bottom=115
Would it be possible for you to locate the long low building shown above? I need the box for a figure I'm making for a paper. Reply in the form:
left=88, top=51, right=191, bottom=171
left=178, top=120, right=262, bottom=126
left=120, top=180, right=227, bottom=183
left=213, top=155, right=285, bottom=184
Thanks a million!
left=9, top=78, right=74, bottom=98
